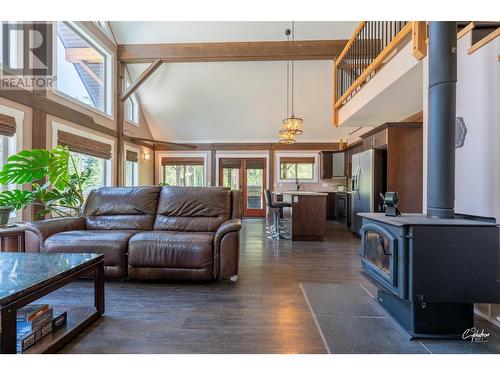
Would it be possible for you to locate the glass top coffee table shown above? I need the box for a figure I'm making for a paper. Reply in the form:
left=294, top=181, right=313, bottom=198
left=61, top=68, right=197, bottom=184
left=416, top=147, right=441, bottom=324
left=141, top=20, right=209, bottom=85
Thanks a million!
left=0, top=252, right=105, bottom=354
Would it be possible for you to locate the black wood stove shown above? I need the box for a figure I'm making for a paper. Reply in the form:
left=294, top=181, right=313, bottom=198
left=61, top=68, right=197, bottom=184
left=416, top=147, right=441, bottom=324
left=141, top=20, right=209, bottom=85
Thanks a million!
left=360, top=213, right=499, bottom=338
left=359, top=22, right=500, bottom=338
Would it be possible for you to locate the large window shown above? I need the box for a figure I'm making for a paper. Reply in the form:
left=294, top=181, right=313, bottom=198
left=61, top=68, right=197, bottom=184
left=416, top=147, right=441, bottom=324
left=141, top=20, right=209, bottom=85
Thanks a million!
left=125, top=149, right=139, bottom=187
left=162, top=158, right=204, bottom=187
left=280, top=157, right=315, bottom=180
left=56, top=22, right=111, bottom=115
left=0, top=109, right=21, bottom=221
left=55, top=126, right=112, bottom=197
left=125, top=79, right=139, bottom=125
left=0, top=22, right=22, bottom=71
left=69, top=151, right=107, bottom=196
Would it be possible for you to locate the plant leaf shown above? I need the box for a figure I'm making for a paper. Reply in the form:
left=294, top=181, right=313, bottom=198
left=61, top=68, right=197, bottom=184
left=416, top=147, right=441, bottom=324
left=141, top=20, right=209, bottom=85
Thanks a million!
left=48, top=146, right=69, bottom=190
left=0, top=149, right=51, bottom=185
left=0, top=190, right=34, bottom=210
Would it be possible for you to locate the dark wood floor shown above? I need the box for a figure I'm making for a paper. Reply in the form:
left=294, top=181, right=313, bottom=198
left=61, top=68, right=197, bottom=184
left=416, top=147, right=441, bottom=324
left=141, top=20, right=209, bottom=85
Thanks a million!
left=45, top=219, right=363, bottom=354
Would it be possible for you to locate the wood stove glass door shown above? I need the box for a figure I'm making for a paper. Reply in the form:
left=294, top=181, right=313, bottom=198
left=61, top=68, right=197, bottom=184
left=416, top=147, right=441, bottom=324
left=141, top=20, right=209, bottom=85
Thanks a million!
left=361, top=223, right=398, bottom=289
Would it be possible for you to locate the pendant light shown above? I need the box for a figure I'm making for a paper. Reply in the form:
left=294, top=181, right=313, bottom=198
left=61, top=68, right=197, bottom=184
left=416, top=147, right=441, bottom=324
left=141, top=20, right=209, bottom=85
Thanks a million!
left=279, top=128, right=296, bottom=144
left=281, top=21, right=303, bottom=136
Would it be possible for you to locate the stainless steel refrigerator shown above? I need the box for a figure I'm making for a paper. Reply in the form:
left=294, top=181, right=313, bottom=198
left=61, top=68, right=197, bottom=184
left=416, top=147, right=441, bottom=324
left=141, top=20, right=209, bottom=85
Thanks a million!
left=351, top=149, right=386, bottom=235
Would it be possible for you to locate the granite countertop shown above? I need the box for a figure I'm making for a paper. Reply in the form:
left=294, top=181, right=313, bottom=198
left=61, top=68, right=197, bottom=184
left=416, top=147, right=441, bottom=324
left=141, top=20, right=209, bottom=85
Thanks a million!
left=0, top=253, right=103, bottom=305
left=273, top=191, right=328, bottom=196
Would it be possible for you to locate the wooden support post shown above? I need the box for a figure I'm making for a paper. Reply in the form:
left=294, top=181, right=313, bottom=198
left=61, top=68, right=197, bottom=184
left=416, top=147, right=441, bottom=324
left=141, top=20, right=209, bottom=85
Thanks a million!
left=412, top=21, right=427, bottom=61
left=210, top=146, right=216, bottom=186
left=116, top=61, right=125, bottom=186
left=269, top=146, right=275, bottom=192
left=120, top=59, right=162, bottom=102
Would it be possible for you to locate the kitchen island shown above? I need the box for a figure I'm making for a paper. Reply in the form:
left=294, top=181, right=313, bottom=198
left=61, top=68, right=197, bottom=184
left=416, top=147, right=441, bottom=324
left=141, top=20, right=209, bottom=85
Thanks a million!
left=274, top=191, right=328, bottom=241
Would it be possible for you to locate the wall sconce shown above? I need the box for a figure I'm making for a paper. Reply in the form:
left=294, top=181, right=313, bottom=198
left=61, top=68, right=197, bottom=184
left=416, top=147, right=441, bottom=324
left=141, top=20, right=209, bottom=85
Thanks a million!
left=143, top=152, right=151, bottom=161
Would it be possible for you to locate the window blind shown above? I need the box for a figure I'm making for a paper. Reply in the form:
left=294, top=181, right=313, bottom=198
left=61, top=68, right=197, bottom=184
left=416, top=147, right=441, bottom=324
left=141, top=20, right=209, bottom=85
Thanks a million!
left=279, top=157, right=315, bottom=164
left=126, top=150, right=139, bottom=163
left=58, top=130, right=112, bottom=160
left=220, top=159, right=241, bottom=168
left=0, top=114, right=17, bottom=137
left=161, top=157, right=204, bottom=166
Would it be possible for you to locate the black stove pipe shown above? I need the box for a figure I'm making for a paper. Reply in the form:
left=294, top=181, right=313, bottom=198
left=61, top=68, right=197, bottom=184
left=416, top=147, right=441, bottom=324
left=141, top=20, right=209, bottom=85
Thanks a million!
left=427, top=22, right=457, bottom=219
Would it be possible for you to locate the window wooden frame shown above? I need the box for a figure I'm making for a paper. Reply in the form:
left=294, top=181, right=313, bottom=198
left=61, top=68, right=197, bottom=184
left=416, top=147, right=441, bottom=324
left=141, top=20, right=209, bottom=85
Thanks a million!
left=275, top=152, right=319, bottom=183
left=52, top=21, right=114, bottom=118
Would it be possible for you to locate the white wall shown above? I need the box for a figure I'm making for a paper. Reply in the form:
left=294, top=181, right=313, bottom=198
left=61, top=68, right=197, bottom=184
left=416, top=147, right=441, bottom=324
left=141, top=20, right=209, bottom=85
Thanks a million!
left=454, top=33, right=500, bottom=219
left=421, top=30, right=500, bottom=326
left=422, top=32, right=500, bottom=218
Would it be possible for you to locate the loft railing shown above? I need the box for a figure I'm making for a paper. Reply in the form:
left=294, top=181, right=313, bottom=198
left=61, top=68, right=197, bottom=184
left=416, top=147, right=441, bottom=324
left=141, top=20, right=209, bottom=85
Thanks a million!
left=333, top=21, right=423, bottom=126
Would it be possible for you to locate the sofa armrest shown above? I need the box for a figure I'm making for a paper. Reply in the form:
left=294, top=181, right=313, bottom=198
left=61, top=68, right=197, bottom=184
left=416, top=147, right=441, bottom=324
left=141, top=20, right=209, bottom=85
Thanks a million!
left=25, top=217, right=86, bottom=252
left=214, top=218, right=241, bottom=244
left=214, top=218, right=242, bottom=280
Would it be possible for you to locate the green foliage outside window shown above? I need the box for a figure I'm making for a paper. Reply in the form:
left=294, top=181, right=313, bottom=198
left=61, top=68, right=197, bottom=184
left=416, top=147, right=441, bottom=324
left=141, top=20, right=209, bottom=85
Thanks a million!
left=163, top=164, right=204, bottom=186
left=280, top=162, right=314, bottom=180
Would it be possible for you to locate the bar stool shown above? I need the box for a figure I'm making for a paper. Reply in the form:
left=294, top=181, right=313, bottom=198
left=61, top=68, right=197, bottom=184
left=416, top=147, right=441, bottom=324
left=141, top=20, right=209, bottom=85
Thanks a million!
left=265, top=189, right=291, bottom=240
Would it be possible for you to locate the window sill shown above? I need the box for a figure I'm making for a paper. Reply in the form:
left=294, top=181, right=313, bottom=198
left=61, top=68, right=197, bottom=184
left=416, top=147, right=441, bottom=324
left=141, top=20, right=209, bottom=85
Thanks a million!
left=125, top=119, right=140, bottom=128
left=50, top=90, right=114, bottom=121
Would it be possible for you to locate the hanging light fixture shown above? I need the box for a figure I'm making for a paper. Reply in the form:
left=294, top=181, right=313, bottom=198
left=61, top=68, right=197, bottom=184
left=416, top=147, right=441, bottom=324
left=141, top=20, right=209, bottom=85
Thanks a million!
left=279, top=128, right=296, bottom=144
left=281, top=21, right=304, bottom=136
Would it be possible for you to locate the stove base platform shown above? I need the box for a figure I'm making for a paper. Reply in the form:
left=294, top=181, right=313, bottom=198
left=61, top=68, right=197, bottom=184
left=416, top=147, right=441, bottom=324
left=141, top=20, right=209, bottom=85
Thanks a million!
left=378, top=290, right=474, bottom=339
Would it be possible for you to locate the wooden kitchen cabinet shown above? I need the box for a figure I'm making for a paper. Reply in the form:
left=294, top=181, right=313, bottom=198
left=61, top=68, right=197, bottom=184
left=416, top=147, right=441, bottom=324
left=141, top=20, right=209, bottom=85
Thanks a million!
left=372, top=128, right=388, bottom=149
left=320, top=151, right=346, bottom=180
left=332, top=152, right=345, bottom=177
left=356, top=122, right=423, bottom=213
left=326, top=192, right=336, bottom=219
left=319, top=151, right=333, bottom=179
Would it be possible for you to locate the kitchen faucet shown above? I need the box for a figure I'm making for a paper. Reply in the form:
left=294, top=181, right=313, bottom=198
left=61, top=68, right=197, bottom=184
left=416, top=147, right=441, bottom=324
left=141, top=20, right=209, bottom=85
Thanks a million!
left=295, top=178, right=301, bottom=191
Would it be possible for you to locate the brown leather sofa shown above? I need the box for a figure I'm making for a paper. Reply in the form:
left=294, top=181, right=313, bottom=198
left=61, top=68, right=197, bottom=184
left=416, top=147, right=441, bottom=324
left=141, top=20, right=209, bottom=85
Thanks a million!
left=25, top=186, right=242, bottom=281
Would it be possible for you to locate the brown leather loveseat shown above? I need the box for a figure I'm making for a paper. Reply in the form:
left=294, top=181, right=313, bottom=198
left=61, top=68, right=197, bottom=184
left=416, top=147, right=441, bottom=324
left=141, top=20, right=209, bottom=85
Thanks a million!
left=25, top=186, right=242, bottom=281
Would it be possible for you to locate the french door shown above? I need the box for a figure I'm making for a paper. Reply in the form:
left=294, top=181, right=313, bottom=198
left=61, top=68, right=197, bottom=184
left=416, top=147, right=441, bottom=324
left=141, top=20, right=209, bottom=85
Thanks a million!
left=219, top=158, right=266, bottom=217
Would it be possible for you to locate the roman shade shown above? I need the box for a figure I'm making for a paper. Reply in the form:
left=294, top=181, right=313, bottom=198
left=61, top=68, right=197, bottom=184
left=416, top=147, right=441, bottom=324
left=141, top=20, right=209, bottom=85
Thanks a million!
left=161, top=157, right=204, bottom=166
left=58, top=130, right=112, bottom=160
left=279, top=157, right=315, bottom=164
left=245, top=159, right=265, bottom=169
left=0, top=114, right=17, bottom=137
left=220, top=159, right=241, bottom=168
left=126, top=150, right=139, bottom=163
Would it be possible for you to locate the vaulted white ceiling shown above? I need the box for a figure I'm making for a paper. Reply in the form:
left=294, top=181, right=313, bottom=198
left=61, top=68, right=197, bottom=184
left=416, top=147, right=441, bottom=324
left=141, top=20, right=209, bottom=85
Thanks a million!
left=111, top=21, right=359, bottom=143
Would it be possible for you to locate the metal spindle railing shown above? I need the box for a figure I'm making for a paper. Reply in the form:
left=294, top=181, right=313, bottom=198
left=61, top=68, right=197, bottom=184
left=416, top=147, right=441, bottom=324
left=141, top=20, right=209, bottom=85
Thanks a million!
left=334, top=21, right=411, bottom=115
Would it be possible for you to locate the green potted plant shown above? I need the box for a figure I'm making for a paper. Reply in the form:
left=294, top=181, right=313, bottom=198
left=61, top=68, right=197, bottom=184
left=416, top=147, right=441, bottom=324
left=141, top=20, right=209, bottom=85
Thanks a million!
left=0, top=146, right=93, bottom=222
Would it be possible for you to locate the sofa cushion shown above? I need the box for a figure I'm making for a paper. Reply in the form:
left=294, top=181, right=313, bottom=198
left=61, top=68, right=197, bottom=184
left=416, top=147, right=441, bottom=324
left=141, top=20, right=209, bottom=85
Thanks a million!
left=154, top=186, right=231, bottom=232
left=83, top=186, right=161, bottom=230
left=128, top=231, right=215, bottom=270
left=43, top=230, right=138, bottom=278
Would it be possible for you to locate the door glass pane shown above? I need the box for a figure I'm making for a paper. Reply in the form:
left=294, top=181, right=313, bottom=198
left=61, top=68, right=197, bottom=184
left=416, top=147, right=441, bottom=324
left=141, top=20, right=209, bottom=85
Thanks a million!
left=364, top=230, right=391, bottom=275
left=222, top=168, right=239, bottom=190
left=246, top=166, right=263, bottom=210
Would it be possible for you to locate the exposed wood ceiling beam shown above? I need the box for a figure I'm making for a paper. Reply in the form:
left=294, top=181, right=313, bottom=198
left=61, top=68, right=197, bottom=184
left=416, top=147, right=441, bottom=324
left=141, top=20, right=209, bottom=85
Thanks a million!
left=117, top=40, right=348, bottom=63
left=120, top=59, right=162, bottom=102
left=124, top=135, right=197, bottom=149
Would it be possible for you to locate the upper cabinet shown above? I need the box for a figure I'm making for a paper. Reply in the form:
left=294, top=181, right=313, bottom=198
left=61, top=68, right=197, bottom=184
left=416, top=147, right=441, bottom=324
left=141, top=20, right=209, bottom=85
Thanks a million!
left=320, top=151, right=333, bottom=179
left=332, top=152, right=345, bottom=177
left=320, top=151, right=345, bottom=179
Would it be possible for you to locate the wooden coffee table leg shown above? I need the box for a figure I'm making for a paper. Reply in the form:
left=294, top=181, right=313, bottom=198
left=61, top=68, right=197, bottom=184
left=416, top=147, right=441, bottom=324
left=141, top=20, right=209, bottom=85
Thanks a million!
left=94, top=260, right=105, bottom=315
left=1, top=304, right=17, bottom=354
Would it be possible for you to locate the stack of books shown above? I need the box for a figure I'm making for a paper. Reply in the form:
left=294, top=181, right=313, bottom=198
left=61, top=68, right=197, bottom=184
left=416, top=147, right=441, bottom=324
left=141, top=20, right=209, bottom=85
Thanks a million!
left=16, top=304, right=67, bottom=352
